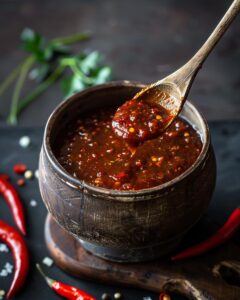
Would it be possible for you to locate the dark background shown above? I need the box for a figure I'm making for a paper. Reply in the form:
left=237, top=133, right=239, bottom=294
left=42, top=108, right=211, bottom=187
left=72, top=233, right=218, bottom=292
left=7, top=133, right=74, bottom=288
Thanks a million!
left=0, top=0, right=240, bottom=126
left=0, top=1, right=240, bottom=300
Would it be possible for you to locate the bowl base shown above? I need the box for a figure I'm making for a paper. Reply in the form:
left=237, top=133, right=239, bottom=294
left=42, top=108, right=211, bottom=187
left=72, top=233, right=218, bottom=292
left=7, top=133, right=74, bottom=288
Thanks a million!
left=45, top=214, right=182, bottom=264
left=79, top=237, right=181, bottom=263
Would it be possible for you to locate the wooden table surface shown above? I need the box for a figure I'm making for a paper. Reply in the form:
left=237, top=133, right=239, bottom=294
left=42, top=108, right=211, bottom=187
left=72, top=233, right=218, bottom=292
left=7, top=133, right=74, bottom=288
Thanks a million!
left=0, top=0, right=240, bottom=126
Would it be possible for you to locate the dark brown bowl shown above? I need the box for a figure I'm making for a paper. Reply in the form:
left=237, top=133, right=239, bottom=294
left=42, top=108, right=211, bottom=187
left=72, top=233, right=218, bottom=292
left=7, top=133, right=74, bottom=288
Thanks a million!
left=39, top=81, right=216, bottom=262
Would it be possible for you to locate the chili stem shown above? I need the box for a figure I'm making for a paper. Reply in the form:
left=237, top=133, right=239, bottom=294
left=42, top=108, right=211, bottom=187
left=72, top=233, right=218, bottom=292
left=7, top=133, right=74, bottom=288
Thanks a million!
left=52, top=32, right=90, bottom=46
left=7, top=56, right=35, bottom=125
left=36, top=264, right=55, bottom=287
left=11, top=65, right=64, bottom=119
left=0, top=60, right=27, bottom=97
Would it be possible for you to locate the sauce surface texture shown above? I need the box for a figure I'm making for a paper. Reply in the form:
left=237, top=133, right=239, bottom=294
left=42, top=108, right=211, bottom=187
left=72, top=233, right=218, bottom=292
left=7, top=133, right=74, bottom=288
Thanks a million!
left=56, top=107, right=202, bottom=190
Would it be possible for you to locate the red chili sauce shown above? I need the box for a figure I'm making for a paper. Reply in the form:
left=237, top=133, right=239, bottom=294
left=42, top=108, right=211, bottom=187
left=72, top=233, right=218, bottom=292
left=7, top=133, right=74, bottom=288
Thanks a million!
left=56, top=107, right=202, bottom=190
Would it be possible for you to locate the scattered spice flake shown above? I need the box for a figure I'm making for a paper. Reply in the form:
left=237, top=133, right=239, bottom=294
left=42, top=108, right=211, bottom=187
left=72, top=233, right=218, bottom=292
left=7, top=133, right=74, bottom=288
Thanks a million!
left=17, top=178, right=25, bottom=186
left=42, top=256, right=54, bottom=267
left=159, top=292, right=171, bottom=300
left=13, top=163, right=27, bottom=174
left=19, top=136, right=31, bottom=148
left=30, top=199, right=37, bottom=207
left=24, top=170, right=33, bottom=180
left=0, top=243, right=9, bottom=253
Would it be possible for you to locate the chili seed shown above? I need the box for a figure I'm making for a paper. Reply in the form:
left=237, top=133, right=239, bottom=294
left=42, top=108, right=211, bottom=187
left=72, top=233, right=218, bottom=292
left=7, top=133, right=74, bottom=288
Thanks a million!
left=114, top=292, right=123, bottom=299
left=128, top=127, right=135, bottom=133
left=151, top=156, right=157, bottom=162
left=184, top=131, right=190, bottom=137
left=102, top=293, right=111, bottom=300
left=156, top=115, right=162, bottom=120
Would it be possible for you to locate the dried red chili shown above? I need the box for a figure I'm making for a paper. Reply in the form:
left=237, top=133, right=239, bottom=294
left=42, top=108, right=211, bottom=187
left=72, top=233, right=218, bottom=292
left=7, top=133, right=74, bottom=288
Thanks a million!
left=0, top=177, right=26, bottom=235
left=13, top=163, right=27, bottom=175
left=171, top=207, right=240, bottom=261
left=36, top=264, right=96, bottom=300
left=0, top=220, right=29, bottom=299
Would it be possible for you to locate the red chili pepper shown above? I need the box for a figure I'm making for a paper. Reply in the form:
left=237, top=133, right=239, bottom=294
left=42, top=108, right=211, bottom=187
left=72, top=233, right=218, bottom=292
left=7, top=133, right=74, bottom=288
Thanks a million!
left=36, top=264, right=96, bottom=300
left=171, top=208, right=240, bottom=261
left=0, top=177, right=26, bottom=235
left=13, top=163, right=27, bottom=175
left=0, top=220, right=29, bottom=299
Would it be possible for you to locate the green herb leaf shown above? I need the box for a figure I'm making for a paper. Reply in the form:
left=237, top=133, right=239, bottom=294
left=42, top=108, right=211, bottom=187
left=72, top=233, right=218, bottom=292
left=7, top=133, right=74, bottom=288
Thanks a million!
left=78, top=51, right=101, bottom=74
left=61, top=75, right=86, bottom=97
left=92, top=66, right=112, bottom=84
left=21, top=28, right=43, bottom=54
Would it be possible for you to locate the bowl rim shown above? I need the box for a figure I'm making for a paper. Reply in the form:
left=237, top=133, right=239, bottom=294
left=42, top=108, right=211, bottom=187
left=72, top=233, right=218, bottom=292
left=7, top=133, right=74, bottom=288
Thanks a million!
left=43, top=80, right=210, bottom=200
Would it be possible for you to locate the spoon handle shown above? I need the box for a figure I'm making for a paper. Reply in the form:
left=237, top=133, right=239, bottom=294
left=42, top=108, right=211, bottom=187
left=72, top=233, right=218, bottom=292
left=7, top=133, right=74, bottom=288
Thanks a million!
left=163, top=0, right=240, bottom=98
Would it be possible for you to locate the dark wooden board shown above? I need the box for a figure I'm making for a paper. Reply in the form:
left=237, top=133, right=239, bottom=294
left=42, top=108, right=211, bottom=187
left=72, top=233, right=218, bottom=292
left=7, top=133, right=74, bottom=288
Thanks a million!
left=45, top=214, right=240, bottom=300
left=0, top=123, right=240, bottom=300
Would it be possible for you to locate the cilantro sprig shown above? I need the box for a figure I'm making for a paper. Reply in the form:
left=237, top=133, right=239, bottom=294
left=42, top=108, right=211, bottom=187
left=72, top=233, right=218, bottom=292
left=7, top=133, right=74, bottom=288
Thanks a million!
left=0, top=28, right=112, bottom=124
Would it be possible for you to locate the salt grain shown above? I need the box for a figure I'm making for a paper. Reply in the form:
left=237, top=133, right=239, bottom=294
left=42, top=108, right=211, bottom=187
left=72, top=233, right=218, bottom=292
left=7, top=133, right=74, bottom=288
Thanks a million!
left=19, top=136, right=31, bottom=148
left=0, top=269, right=8, bottom=277
left=0, top=244, right=9, bottom=253
left=30, top=199, right=37, bottom=207
left=4, top=262, right=13, bottom=274
left=42, top=256, right=54, bottom=267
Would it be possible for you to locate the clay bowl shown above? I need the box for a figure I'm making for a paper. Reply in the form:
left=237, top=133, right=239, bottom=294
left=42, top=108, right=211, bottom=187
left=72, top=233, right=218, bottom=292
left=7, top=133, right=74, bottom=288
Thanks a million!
left=39, top=81, right=216, bottom=262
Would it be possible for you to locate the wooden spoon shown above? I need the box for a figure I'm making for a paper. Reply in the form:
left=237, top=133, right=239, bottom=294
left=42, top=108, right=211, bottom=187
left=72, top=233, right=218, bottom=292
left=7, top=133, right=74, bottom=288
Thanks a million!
left=112, top=0, right=240, bottom=144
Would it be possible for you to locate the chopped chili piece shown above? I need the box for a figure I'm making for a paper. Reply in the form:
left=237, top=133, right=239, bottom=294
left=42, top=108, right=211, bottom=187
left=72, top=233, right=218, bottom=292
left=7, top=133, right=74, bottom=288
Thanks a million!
left=56, top=108, right=202, bottom=190
left=17, top=178, right=25, bottom=187
left=0, top=220, right=29, bottom=299
left=171, top=207, right=240, bottom=261
left=36, top=264, right=96, bottom=300
left=13, top=164, right=27, bottom=175
left=0, top=176, right=26, bottom=235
